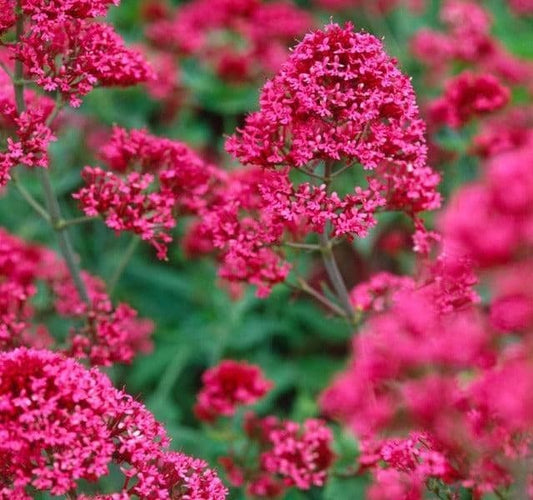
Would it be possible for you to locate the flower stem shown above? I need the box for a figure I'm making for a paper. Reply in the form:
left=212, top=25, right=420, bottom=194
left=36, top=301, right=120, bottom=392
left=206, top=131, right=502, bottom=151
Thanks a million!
left=318, top=232, right=355, bottom=319
left=13, top=3, right=89, bottom=304
left=108, top=237, right=140, bottom=294
left=288, top=277, right=348, bottom=319
left=39, top=169, right=90, bottom=303
left=319, top=161, right=356, bottom=320
left=11, top=172, right=51, bottom=223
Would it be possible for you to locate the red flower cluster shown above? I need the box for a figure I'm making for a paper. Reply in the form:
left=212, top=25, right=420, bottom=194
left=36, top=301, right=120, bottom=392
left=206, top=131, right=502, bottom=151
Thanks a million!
left=146, top=0, right=312, bottom=82
left=0, top=227, right=153, bottom=366
left=74, top=127, right=220, bottom=260
left=183, top=23, right=442, bottom=297
left=52, top=270, right=154, bottom=366
left=429, top=71, right=510, bottom=128
left=473, top=106, right=533, bottom=158
left=227, top=22, right=440, bottom=226
left=411, top=0, right=533, bottom=86
left=195, top=359, right=273, bottom=421
left=227, top=22, right=428, bottom=173
left=0, top=66, right=56, bottom=187
left=1, top=0, right=152, bottom=107
left=17, top=21, right=153, bottom=107
left=321, top=127, right=533, bottom=495
left=508, top=0, right=533, bottom=13
left=196, top=359, right=334, bottom=496
left=441, top=144, right=533, bottom=267
left=261, top=419, right=335, bottom=490
left=185, top=167, right=294, bottom=297
left=220, top=413, right=334, bottom=495
left=0, top=348, right=227, bottom=498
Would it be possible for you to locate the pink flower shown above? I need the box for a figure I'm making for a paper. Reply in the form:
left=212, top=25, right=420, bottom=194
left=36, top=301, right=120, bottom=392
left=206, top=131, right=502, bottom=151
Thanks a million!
left=507, top=0, right=533, bottom=14
left=350, top=272, right=415, bottom=313
left=74, top=127, right=220, bottom=260
left=17, top=20, right=152, bottom=107
left=226, top=22, right=440, bottom=239
left=429, top=72, right=510, bottom=128
left=261, top=419, right=334, bottom=489
left=74, top=167, right=176, bottom=260
left=227, top=22, right=428, bottom=174
left=195, top=360, right=272, bottom=421
left=146, top=0, right=312, bottom=82
left=0, top=348, right=227, bottom=498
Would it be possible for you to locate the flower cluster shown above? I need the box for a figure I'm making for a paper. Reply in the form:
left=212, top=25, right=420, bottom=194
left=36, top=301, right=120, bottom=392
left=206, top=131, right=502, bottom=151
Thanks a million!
left=188, top=23, right=440, bottom=296
left=508, top=0, right=533, bottom=14
left=260, top=418, right=335, bottom=490
left=74, top=127, right=220, bottom=260
left=429, top=71, right=510, bottom=128
left=0, top=228, right=51, bottom=350
left=51, top=269, right=154, bottom=366
left=219, top=413, right=334, bottom=495
left=0, top=227, right=153, bottom=366
left=0, top=64, right=56, bottom=187
left=473, top=106, right=533, bottom=158
left=321, top=125, right=533, bottom=495
left=196, top=360, right=334, bottom=496
left=194, top=359, right=273, bottom=421
left=146, top=0, right=312, bottom=82
left=5, top=0, right=152, bottom=107
left=227, top=22, right=428, bottom=173
left=0, top=347, right=227, bottom=498
left=441, top=144, right=533, bottom=267
left=411, top=0, right=533, bottom=86
left=185, top=166, right=293, bottom=297
left=227, top=22, right=441, bottom=228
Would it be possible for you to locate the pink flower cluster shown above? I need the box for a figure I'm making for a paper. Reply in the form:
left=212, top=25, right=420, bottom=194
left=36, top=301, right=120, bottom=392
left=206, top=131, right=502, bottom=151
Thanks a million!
left=429, top=71, right=510, bottom=128
left=321, top=125, right=533, bottom=495
left=0, top=347, right=227, bottom=498
left=473, top=106, right=533, bottom=158
left=0, top=228, right=52, bottom=350
left=260, top=418, right=335, bottom=490
left=316, top=0, right=424, bottom=14
left=411, top=0, right=533, bottom=86
left=196, top=359, right=334, bottom=496
left=0, top=65, right=56, bottom=187
left=0, top=227, right=153, bottom=366
left=227, top=22, right=440, bottom=219
left=74, top=127, right=219, bottom=260
left=227, top=22, right=428, bottom=173
left=508, top=0, right=533, bottom=13
left=3, top=0, right=152, bottom=107
left=185, top=166, right=293, bottom=297
left=220, top=413, right=334, bottom=495
left=441, top=144, right=533, bottom=267
left=194, top=359, right=273, bottom=421
left=146, top=0, right=312, bottom=82
left=52, top=270, right=154, bottom=366
left=183, top=23, right=442, bottom=297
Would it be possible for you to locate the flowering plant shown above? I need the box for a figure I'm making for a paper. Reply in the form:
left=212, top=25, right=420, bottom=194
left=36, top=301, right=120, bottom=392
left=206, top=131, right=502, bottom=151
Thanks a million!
left=0, top=0, right=532, bottom=498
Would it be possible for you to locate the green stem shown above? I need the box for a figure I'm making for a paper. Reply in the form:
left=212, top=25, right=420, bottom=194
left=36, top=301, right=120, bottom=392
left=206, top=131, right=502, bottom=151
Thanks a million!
left=39, top=169, right=90, bottom=303
left=11, top=172, right=51, bottom=223
left=288, top=277, right=348, bottom=319
left=108, top=237, right=140, bottom=294
left=13, top=3, right=89, bottom=304
left=318, top=232, right=355, bottom=319
left=57, top=215, right=97, bottom=229
left=319, top=161, right=355, bottom=320
left=284, top=241, right=322, bottom=251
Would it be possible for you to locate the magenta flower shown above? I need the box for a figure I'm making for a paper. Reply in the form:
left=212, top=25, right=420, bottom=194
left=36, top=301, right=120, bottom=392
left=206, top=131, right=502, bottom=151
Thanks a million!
left=195, top=360, right=273, bottom=421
